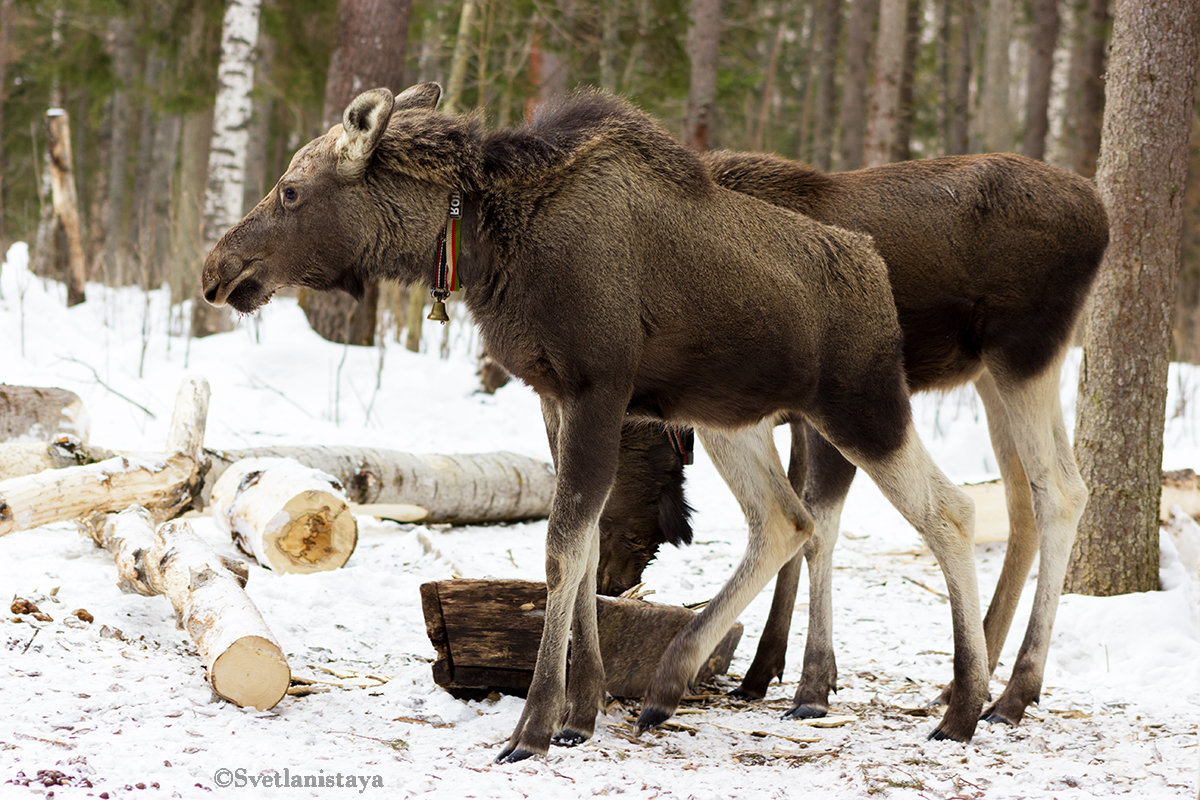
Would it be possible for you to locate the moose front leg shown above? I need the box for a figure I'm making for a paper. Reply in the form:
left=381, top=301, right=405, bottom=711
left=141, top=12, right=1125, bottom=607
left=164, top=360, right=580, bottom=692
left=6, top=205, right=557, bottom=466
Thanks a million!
left=497, top=393, right=623, bottom=763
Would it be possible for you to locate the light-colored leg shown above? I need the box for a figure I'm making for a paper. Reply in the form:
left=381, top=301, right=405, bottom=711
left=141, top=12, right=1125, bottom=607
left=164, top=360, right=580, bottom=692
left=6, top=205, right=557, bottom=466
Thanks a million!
left=636, top=419, right=814, bottom=732
left=846, top=422, right=990, bottom=741
left=980, top=358, right=1087, bottom=725
left=557, top=527, right=606, bottom=744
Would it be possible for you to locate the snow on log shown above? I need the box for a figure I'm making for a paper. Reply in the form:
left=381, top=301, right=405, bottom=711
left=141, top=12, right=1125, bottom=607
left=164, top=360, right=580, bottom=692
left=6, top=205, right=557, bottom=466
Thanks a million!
left=211, top=457, right=357, bottom=573
left=0, top=377, right=211, bottom=536
left=202, top=446, right=555, bottom=524
left=90, top=506, right=290, bottom=710
left=0, top=437, right=114, bottom=482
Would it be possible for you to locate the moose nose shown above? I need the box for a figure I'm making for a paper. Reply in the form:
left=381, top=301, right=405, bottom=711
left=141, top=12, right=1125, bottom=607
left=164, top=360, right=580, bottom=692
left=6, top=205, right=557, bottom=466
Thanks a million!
left=203, top=279, right=221, bottom=305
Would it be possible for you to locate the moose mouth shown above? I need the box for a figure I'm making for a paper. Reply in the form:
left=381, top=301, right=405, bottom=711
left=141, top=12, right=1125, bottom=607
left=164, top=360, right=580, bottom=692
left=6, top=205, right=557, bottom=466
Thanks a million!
left=225, top=277, right=272, bottom=314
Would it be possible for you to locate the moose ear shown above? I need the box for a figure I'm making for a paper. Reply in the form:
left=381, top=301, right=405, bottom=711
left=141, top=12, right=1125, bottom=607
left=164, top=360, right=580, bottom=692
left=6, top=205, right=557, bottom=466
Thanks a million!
left=393, top=82, right=442, bottom=111
left=336, top=88, right=396, bottom=180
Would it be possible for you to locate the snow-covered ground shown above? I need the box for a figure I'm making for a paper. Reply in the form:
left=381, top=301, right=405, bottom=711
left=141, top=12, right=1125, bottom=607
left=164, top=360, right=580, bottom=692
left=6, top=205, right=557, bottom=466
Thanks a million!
left=2, top=241, right=1197, bottom=799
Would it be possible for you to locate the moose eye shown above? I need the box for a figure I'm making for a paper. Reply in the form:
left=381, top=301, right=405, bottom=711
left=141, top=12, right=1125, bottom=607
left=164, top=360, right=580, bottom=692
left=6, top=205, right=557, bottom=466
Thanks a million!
left=282, top=186, right=297, bottom=203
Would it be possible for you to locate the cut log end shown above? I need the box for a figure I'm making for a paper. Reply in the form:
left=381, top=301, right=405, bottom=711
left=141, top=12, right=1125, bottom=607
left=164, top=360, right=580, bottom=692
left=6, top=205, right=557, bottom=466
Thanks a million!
left=209, top=634, right=291, bottom=710
left=261, top=490, right=357, bottom=573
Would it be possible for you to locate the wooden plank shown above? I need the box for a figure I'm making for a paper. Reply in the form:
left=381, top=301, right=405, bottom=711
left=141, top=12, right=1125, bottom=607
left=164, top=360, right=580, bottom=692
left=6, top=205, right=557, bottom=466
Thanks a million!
left=420, top=578, right=741, bottom=700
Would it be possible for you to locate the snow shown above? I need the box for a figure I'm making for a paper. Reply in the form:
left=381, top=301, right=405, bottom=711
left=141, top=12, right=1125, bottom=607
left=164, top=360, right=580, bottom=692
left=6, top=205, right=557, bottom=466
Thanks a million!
left=1, top=240, right=1197, bottom=798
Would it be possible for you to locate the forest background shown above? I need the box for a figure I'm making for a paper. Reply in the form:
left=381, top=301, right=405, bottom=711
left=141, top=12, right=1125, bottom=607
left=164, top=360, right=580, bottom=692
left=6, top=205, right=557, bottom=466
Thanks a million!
left=1, top=0, right=1198, bottom=594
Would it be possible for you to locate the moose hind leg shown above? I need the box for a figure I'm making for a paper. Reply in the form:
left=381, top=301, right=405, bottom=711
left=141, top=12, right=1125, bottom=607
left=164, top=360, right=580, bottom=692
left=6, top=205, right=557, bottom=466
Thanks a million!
left=787, top=430, right=858, bottom=719
left=981, top=362, right=1087, bottom=726
left=637, top=420, right=813, bottom=734
left=555, top=527, right=606, bottom=745
left=848, top=424, right=989, bottom=742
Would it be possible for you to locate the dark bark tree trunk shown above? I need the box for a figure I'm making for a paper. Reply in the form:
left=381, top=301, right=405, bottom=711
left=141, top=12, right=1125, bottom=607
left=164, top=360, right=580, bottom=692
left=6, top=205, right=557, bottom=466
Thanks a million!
left=981, top=0, right=1015, bottom=152
left=0, top=0, right=11, bottom=248
left=1061, top=0, right=1109, bottom=176
left=863, top=0, right=908, bottom=166
left=1023, top=0, right=1060, bottom=160
left=938, top=0, right=972, bottom=156
left=102, top=14, right=135, bottom=287
left=893, top=0, right=921, bottom=162
left=303, top=0, right=413, bottom=347
left=838, top=0, right=878, bottom=169
left=810, top=0, right=841, bottom=170
left=1069, top=0, right=1200, bottom=596
left=685, top=0, right=722, bottom=151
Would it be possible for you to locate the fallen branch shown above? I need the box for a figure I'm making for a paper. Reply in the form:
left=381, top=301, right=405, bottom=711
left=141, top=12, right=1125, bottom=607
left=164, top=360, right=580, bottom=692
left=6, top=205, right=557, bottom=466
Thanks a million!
left=0, top=378, right=210, bottom=536
left=87, top=506, right=290, bottom=710
left=211, top=457, right=358, bottom=573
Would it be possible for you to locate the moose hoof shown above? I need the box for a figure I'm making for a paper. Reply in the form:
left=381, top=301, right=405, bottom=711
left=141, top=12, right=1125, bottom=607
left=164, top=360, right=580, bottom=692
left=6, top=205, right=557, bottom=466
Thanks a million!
left=783, top=704, right=828, bottom=720
left=727, top=685, right=766, bottom=702
left=927, top=722, right=975, bottom=743
left=633, top=707, right=672, bottom=736
left=495, top=745, right=540, bottom=764
left=551, top=729, right=589, bottom=747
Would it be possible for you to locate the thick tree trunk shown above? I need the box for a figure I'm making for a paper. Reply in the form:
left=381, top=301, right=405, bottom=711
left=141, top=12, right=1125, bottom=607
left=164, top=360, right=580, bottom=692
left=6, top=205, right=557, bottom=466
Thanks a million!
left=211, top=457, right=358, bottom=574
left=893, top=0, right=922, bottom=162
left=1023, top=0, right=1060, bottom=160
left=838, top=0, right=878, bottom=169
left=863, top=0, right=908, bottom=166
left=89, top=506, right=290, bottom=710
left=45, top=110, right=86, bottom=306
left=1069, top=0, right=1200, bottom=596
left=685, top=0, right=722, bottom=151
left=0, top=0, right=12, bottom=247
left=202, top=446, right=556, bottom=524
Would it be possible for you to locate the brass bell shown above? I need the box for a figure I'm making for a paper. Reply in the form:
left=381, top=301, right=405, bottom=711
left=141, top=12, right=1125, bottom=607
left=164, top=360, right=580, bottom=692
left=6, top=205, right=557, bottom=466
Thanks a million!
left=427, top=299, right=450, bottom=323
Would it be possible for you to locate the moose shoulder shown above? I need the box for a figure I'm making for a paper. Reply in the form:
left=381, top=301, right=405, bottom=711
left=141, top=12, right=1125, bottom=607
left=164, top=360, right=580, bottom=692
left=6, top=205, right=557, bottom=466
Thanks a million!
left=202, top=84, right=990, bottom=760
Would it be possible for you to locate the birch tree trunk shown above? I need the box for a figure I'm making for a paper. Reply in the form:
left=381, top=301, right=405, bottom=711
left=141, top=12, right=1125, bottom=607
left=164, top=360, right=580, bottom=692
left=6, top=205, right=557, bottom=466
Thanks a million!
left=91, top=507, right=290, bottom=710
left=685, top=0, right=722, bottom=152
left=863, top=0, right=908, bottom=166
left=193, top=0, right=262, bottom=339
left=1069, top=0, right=1200, bottom=595
left=45, top=109, right=87, bottom=306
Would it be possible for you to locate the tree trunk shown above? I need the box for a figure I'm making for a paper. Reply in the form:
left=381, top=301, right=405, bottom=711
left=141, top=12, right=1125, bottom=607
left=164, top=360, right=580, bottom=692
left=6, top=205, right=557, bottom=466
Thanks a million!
left=863, top=0, right=908, bottom=166
left=981, top=0, right=1015, bottom=152
left=1061, top=0, right=1109, bottom=176
left=938, top=0, right=972, bottom=156
left=406, top=0, right=473, bottom=352
left=210, top=457, right=358, bottom=574
left=685, top=0, right=722, bottom=151
left=1023, top=0, right=1060, bottom=160
left=0, top=0, right=12, bottom=247
left=810, top=0, right=841, bottom=170
left=45, top=110, right=87, bottom=307
left=539, top=0, right=571, bottom=106
left=893, top=0, right=922, bottom=162
left=194, top=0, right=263, bottom=339
left=838, top=0, right=878, bottom=169
left=1069, top=0, right=1200, bottom=596
left=202, top=445, right=556, bottom=524
left=88, top=506, right=290, bottom=711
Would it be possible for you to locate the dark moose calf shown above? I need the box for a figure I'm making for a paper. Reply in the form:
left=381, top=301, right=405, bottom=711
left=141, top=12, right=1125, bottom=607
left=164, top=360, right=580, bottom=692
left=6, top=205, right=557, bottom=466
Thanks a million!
left=203, top=83, right=990, bottom=760
left=601, top=150, right=1108, bottom=727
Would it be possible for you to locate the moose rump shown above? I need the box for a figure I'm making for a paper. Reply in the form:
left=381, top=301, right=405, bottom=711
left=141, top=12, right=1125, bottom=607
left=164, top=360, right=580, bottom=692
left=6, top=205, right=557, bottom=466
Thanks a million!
left=201, top=84, right=991, bottom=761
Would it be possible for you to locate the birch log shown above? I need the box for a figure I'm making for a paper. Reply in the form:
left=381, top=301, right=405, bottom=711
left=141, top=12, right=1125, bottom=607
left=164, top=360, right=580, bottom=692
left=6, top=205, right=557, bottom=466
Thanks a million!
left=202, top=446, right=555, bottom=524
left=211, top=457, right=357, bottom=573
left=91, top=507, right=290, bottom=710
left=0, top=377, right=210, bottom=536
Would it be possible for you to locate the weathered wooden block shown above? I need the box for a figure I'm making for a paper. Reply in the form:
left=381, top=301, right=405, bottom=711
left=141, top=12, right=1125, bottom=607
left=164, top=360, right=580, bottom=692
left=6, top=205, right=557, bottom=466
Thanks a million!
left=420, top=578, right=742, bottom=699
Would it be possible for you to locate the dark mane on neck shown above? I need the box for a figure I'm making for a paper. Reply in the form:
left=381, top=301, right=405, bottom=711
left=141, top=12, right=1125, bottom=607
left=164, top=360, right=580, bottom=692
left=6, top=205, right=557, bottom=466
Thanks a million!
left=480, top=90, right=711, bottom=193
left=703, top=150, right=834, bottom=214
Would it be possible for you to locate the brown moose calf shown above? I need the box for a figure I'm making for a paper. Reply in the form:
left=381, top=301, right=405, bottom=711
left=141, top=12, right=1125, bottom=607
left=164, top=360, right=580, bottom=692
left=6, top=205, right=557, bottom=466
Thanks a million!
left=202, top=84, right=988, bottom=761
